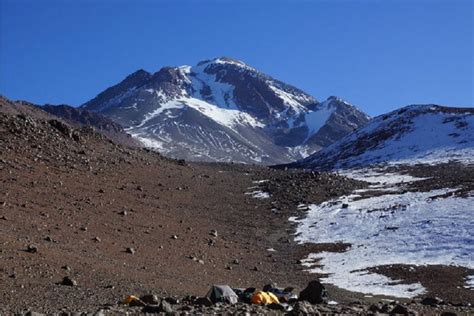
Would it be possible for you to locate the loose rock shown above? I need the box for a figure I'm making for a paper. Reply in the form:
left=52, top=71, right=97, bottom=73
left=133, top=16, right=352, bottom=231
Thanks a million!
left=60, top=276, right=77, bottom=286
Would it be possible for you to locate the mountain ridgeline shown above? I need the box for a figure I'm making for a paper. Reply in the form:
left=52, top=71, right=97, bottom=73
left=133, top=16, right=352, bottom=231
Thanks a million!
left=81, top=57, right=370, bottom=164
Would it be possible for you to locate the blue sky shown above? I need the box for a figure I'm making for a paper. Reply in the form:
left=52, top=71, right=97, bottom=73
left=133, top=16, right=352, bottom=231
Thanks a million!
left=0, top=0, right=472, bottom=116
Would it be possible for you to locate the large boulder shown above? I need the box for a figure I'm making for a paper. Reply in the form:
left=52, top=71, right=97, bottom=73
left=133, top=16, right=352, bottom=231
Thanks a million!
left=298, top=280, right=328, bottom=304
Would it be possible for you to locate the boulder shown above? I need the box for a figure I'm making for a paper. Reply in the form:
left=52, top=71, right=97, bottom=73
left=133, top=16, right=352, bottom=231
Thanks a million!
left=60, top=276, right=77, bottom=286
left=420, top=297, right=444, bottom=306
left=291, top=301, right=320, bottom=315
left=298, top=280, right=328, bottom=304
left=142, top=301, right=173, bottom=313
left=140, top=294, right=160, bottom=305
left=390, top=304, right=411, bottom=315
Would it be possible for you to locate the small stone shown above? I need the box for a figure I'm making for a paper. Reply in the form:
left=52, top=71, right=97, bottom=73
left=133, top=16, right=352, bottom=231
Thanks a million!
left=420, top=297, right=444, bottom=306
left=171, top=235, right=178, bottom=240
left=61, top=265, right=71, bottom=271
left=194, top=297, right=213, bottom=307
left=27, top=245, right=38, bottom=253
left=24, top=312, right=45, bottom=316
left=440, top=312, right=457, bottom=316
left=380, top=303, right=391, bottom=313
left=390, top=304, right=410, bottom=315
left=253, top=266, right=259, bottom=271
left=164, top=297, right=180, bottom=304
left=291, top=301, right=312, bottom=315
left=140, top=294, right=160, bottom=305
left=119, top=210, right=128, bottom=216
left=159, top=300, right=173, bottom=313
left=198, top=259, right=205, bottom=264
left=61, top=276, right=77, bottom=286
left=136, top=186, right=143, bottom=191
left=210, top=230, right=218, bottom=237
left=233, top=259, right=240, bottom=265
left=93, top=237, right=101, bottom=242
left=141, top=305, right=160, bottom=313
left=126, top=247, right=136, bottom=254
left=268, top=303, right=285, bottom=311
left=368, top=303, right=382, bottom=312
left=44, top=236, right=54, bottom=242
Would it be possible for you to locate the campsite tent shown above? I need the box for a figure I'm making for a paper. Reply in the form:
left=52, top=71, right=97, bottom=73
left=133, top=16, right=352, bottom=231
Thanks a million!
left=206, top=285, right=239, bottom=304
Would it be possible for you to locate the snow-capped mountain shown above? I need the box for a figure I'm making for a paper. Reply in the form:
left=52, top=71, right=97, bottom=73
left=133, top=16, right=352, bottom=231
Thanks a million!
left=292, top=105, right=474, bottom=170
left=81, top=57, right=369, bottom=164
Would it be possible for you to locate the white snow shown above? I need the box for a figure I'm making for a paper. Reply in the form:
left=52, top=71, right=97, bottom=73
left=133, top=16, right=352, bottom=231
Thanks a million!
left=304, top=100, right=336, bottom=137
left=135, top=100, right=185, bottom=128
left=183, top=97, right=263, bottom=130
left=290, top=169, right=474, bottom=298
left=245, top=190, right=270, bottom=199
left=465, top=275, right=474, bottom=289
left=133, top=95, right=263, bottom=132
left=189, top=66, right=238, bottom=110
left=339, top=168, right=428, bottom=186
left=129, top=134, right=167, bottom=151
left=305, top=106, right=474, bottom=168
left=268, top=83, right=313, bottom=113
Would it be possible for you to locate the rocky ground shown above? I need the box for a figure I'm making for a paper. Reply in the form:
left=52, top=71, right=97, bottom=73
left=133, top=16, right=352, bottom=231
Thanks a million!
left=0, top=99, right=473, bottom=314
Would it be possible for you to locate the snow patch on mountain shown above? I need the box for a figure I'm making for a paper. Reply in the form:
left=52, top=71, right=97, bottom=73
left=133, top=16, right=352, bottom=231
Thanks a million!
left=136, top=100, right=185, bottom=128
left=290, top=169, right=474, bottom=298
left=268, top=83, right=312, bottom=113
left=305, top=100, right=337, bottom=136
left=181, top=97, right=264, bottom=130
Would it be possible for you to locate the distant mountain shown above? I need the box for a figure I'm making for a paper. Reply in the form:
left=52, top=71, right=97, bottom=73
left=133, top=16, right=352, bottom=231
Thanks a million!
left=82, top=57, right=369, bottom=164
left=290, top=105, right=474, bottom=170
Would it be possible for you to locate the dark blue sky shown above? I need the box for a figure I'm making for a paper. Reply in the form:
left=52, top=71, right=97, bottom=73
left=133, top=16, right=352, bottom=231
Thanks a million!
left=0, top=0, right=472, bottom=116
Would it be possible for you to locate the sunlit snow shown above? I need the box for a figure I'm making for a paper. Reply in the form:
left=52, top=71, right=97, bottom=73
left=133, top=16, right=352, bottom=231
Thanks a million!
left=290, top=169, right=474, bottom=298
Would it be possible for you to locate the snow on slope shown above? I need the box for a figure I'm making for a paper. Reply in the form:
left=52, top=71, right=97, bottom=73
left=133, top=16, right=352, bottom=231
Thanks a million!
left=304, top=99, right=337, bottom=136
left=290, top=169, right=474, bottom=298
left=81, top=57, right=369, bottom=164
left=136, top=97, right=263, bottom=131
left=297, top=105, right=474, bottom=170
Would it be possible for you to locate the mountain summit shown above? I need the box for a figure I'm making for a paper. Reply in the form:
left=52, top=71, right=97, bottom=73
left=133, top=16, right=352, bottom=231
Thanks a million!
left=82, top=57, right=369, bottom=163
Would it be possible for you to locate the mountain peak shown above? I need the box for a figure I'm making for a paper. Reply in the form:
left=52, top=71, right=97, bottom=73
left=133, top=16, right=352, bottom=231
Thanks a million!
left=80, top=57, right=369, bottom=164
left=196, top=57, right=250, bottom=69
left=127, top=69, right=152, bottom=80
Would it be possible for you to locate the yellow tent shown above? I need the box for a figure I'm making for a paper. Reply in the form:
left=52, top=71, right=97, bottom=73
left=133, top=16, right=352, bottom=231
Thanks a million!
left=251, top=291, right=280, bottom=305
